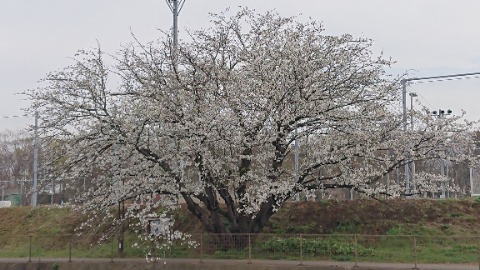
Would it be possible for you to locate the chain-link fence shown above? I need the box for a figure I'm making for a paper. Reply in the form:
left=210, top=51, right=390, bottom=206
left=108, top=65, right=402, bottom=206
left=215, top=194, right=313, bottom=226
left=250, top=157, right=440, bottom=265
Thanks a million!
left=1, top=233, right=480, bottom=266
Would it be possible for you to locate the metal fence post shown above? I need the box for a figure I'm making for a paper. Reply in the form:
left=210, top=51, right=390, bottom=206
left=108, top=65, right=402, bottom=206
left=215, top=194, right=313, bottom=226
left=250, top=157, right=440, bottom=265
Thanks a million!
left=413, top=236, right=418, bottom=269
left=200, top=233, right=203, bottom=264
left=68, top=238, right=72, bottom=262
left=354, top=234, right=359, bottom=268
left=110, top=236, right=114, bottom=263
left=248, top=233, right=252, bottom=264
left=28, top=235, right=32, bottom=263
left=299, top=234, right=303, bottom=266
left=477, top=236, right=480, bottom=270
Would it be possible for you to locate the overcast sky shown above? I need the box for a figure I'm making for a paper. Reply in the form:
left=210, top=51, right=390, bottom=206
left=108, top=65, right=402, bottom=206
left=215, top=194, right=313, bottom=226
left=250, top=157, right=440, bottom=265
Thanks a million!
left=1, top=0, right=480, bottom=131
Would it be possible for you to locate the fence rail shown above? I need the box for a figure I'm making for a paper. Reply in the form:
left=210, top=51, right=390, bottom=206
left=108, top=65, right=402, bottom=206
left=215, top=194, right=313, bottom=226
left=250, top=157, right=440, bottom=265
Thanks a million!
left=1, top=233, right=480, bottom=266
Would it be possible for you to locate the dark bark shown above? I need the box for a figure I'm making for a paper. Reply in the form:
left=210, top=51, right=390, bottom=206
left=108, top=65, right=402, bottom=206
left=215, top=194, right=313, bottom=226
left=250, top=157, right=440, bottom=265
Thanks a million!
left=182, top=189, right=277, bottom=235
left=183, top=190, right=277, bottom=249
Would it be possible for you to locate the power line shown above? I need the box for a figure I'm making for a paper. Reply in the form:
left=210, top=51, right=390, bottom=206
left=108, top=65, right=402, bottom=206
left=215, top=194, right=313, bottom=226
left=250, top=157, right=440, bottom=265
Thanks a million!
left=414, top=75, right=480, bottom=84
left=408, top=84, right=435, bottom=111
left=401, top=71, right=480, bottom=195
left=407, top=72, right=480, bottom=115
left=404, top=72, right=480, bottom=84
left=0, top=180, right=32, bottom=183
left=0, top=114, right=29, bottom=119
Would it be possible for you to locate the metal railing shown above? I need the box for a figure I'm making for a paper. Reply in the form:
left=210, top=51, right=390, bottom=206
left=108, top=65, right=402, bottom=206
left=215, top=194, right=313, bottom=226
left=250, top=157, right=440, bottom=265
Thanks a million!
left=1, top=233, right=480, bottom=267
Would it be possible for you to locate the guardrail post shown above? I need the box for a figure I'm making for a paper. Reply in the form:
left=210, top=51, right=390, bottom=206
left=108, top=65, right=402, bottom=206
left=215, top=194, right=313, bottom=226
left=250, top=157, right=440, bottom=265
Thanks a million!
left=248, top=233, right=252, bottom=264
left=28, top=235, right=32, bottom=263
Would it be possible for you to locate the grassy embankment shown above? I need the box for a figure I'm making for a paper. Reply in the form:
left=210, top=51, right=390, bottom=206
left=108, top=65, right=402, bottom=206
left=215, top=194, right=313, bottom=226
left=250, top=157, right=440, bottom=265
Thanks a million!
left=1, top=198, right=480, bottom=263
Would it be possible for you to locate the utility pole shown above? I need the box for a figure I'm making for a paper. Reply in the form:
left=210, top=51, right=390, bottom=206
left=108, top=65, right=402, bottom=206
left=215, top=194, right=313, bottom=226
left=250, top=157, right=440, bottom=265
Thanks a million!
left=409, top=92, right=417, bottom=195
left=165, top=0, right=186, bottom=48
left=401, top=71, right=480, bottom=196
left=165, top=0, right=185, bottom=206
left=32, top=111, right=39, bottom=207
left=294, top=129, right=300, bottom=200
left=111, top=143, right=125, bottom=257
left=401, top=80, right=410, bottom=195
left=432, top=109, right=452, bottom=199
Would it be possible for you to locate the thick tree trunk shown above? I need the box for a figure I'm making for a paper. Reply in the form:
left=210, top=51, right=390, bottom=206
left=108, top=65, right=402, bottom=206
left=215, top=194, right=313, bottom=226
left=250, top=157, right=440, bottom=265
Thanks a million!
left=182, top=192, right=278, bottom=249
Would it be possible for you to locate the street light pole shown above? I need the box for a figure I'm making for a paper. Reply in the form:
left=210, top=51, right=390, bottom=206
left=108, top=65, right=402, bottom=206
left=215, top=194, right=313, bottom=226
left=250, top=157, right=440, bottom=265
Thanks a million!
left=409, top=92, right=417, bottom=130
left=409, top=92, right=417, bottom=195
left=401, top=80, right=410, bottom=195
left=432, top=109, right=452, bottom=199
left=165, top=0, right=186, bottom=48
left=401, top=71, right=480, bottom=196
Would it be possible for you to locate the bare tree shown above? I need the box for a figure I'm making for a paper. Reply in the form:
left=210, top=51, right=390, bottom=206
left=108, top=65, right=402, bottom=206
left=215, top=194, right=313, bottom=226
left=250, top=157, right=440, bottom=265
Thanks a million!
left=0, top=131, right=36, bottom=204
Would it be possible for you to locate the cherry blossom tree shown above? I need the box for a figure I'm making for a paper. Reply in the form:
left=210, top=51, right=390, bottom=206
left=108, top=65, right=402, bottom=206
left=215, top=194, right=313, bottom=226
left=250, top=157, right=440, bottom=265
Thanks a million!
left=25, top=9, right=476, bottom=238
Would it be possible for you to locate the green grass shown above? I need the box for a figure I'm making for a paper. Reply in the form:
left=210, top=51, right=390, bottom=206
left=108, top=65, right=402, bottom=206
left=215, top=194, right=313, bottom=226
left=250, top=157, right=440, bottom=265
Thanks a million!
left=3, top=200, right=480, bottom=264
left=2, top=232, right=480, bottom=263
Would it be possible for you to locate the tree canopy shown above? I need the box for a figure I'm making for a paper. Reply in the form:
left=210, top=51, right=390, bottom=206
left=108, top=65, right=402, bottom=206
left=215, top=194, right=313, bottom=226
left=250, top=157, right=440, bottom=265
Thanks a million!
left=25, top=9, right=476, bottom=236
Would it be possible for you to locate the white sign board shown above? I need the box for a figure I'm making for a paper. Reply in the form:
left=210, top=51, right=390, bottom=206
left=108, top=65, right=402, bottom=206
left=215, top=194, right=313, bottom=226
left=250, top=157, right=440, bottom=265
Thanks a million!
left=471, top=167, right=480, bottom=196
left=149, top=217, right=170, bottom=236
left=0, top=201, right=12, bottom=208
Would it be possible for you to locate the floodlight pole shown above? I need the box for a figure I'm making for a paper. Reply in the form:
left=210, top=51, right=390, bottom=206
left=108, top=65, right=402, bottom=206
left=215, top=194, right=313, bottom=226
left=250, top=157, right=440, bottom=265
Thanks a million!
left=165, top=0, right=186, bottom=48
left=401, top=71, right=480, bottom=196
left=432, top=109, right=452, bottom=199
left=410, top=92, right=417, bottom=195
left=402, top=80, right=410, bottom=195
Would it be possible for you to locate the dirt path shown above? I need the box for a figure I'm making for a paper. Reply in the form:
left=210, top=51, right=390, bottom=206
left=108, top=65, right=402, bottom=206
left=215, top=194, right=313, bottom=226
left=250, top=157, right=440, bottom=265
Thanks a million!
left=0, top=258, right=478, bottom=270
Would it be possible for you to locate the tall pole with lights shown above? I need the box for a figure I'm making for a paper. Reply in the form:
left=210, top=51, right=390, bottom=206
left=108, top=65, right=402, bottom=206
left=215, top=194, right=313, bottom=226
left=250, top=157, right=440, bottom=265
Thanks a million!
left=165, top=0, right=186, bottom=204
left=165, top=0, right=186, bottom=48
left=401, top=72, right=480, bottom=196
left=432, top=109, right=452, bottom=199
left=409, top=92, right=417, bottom=195
left=401, top=80, right=410, bottom=194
